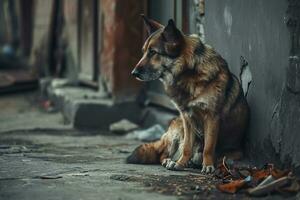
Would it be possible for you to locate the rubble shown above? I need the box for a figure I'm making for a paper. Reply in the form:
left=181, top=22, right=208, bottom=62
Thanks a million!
left=109, top=119, right=139, bottom=134
left=215, top=157, right=300, bottom=197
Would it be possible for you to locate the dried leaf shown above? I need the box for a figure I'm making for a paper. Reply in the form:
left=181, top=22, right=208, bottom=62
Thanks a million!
left=214, top=160, right=299, bottom=197
left=251, top=169, right=271, bottom=182
left=216, top=179, right=247, bottom=194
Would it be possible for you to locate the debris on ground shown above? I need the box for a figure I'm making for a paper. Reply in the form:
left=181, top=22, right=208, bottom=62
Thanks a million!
left=37, top=175, right=63, bottom=179
left=215, top=157, right=300, bottom=197
left=109, top=119, right=139, bottom=134
left=0, top=145, right=30, bottom=154
left=110, top=173, right=221, bottom=199
left=40, top=99, right=56, bottom=112
left=125, top=124, right=165, bottom=142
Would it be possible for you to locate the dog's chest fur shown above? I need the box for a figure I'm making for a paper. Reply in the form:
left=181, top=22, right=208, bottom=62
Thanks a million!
left=162, top=70, right=227, bottom=115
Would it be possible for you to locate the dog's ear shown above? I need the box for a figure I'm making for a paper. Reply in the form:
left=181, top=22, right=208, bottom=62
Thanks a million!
left=141, top=14, right=163, bottom=35
left=162, top=19, right=184, bottom=57
left=162, top=19, right=183, bottom=43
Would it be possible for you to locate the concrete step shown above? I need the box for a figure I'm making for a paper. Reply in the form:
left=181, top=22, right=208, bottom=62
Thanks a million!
left=44, top=79, right=142, bottom=130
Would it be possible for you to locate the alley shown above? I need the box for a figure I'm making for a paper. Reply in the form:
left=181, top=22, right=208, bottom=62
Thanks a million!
left=0, top=93, right=218, bottom=200
left=0, top=0, right=300, bottom=199
left=0, top=93, right=292, bottom=200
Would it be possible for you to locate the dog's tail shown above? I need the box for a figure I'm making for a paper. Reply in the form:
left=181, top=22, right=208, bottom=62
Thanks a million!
left=126, top=139, right=166, bottom=164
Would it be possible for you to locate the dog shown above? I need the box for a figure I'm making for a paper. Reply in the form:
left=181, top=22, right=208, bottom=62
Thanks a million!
left=127, top=16, right=249, bottom=173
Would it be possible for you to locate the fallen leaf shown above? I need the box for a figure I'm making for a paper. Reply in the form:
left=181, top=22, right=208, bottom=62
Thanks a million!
left=251, top=169, right=271, bottom=182
left=216, top=179, right=246, bottom=194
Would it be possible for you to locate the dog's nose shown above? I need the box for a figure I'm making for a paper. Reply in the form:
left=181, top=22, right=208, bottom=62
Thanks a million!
left=131, top=69, right=139, bottom=77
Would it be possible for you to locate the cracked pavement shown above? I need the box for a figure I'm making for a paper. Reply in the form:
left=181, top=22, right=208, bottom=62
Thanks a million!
left=0, top=92, right=286, bottom=200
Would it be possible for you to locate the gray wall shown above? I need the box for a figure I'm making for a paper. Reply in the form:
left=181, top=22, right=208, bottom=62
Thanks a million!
left=205, top=0, right=300, bottom=170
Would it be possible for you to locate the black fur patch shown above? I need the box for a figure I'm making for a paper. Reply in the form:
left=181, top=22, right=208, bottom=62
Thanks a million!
left=194, top=42, right=204, bottom=56
left=225, top=74, right=242, bottom=110
left=225, top=74, right=234, bottom=100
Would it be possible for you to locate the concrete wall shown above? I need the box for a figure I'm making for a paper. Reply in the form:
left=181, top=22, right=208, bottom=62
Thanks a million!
left=205, top=0, right=300, bottom=170
left=43, top=0, right=144, bottom=101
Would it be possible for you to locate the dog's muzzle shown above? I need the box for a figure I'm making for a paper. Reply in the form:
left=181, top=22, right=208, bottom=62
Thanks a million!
left=131, top=67, right=161, bottom=81
left=131, top=68, right=140, bottom=77
left=131, top=68, right=145, bottom=81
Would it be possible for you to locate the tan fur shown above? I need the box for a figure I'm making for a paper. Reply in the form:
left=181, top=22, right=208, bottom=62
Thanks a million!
left=128, top=18, right=249, bottom=171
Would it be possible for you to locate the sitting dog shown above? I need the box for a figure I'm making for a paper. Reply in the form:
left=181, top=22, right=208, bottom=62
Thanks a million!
left=127, top=16, right=249, bottom=173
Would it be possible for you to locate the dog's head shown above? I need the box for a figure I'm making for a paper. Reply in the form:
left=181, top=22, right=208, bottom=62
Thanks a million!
left=131, top=16, right=185, bottom=81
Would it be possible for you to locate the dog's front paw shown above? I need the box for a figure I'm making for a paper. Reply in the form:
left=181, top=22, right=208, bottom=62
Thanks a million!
left=201, top=165, right=215, bottom=174
left=162, top=158, right=171, bottom=167
left=165, top=160, right=184, bottom=171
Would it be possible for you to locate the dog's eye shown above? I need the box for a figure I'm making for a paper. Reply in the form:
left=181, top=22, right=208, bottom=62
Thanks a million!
left=148, top=49, right=156, bottom=56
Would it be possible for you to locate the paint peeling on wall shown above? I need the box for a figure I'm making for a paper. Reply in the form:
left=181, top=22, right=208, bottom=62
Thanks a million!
left=239, top=56, right=252, bottom=97
left=223, top=6, right=232, bottom=36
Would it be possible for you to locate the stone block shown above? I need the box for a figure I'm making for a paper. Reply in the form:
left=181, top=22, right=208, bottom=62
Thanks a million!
left=45, top=79, right=142, bottom=130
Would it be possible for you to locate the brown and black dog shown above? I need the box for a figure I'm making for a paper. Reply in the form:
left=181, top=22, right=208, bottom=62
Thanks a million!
left=127, top=16, right=249, bottom=173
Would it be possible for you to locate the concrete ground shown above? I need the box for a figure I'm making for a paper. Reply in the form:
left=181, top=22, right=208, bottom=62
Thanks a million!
left=0, top=92, right=292, bottom=200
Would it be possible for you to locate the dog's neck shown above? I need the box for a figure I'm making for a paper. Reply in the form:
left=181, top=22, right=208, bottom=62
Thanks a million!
left=159, top=35, right=203, bottom=86
left=160, top=35, right=229, bottom=89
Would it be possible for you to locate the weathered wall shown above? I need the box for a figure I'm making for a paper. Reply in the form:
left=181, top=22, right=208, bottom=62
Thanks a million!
left=205, top=0, right=300, bottom=170
left=63, top=0, right=79, bottom=81
left=100, top=0, right=144, bottom=102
